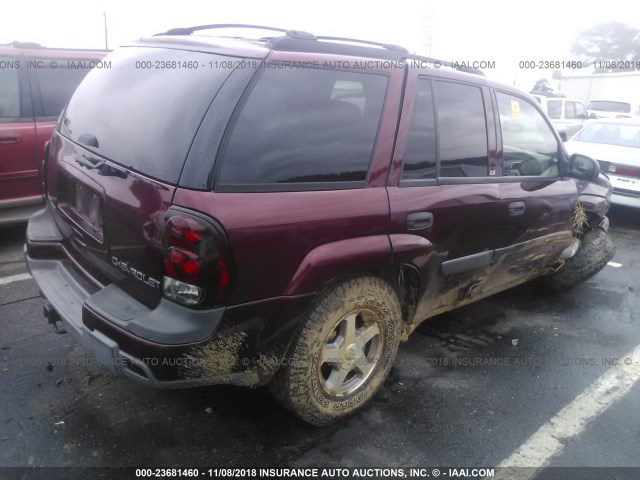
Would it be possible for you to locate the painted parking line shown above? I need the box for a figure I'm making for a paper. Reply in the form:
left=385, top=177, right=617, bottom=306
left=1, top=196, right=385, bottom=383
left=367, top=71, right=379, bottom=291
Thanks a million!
left=493, top=343, right=640, bottom=479
left=607, top=261, right=623, bottom=268
left=0, top=272, right=32, bottom=286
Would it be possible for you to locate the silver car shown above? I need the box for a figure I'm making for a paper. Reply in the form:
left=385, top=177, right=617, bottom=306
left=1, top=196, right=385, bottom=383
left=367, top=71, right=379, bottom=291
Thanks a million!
left=564, top=118, right=640, bottom=208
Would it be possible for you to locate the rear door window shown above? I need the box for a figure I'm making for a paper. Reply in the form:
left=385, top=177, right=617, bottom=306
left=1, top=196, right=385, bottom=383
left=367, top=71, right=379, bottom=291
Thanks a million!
left=401, top=78, right=437, bottom=180
left=0, top=57, right=26, bottom=119
left=31, top=62, right=96, bottom=118
left=564, top=101, right=577, bottom=120
left=546, top=99, right=562, bottom=119
left=432, top=80, right=489, bottom=177
left=217, top=67, right=388, bottom=189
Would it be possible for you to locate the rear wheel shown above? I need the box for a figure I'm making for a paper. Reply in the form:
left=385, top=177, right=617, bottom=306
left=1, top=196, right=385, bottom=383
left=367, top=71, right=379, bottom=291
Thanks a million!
left=270, top=276, right=402, bottom=425
left=542, top=229, right=615, bottom=291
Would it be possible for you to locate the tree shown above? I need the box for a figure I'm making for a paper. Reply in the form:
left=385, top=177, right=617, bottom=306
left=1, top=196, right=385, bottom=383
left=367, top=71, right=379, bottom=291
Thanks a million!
left=530, top=79, right=563, bottom=97
left=572, top=22, right=640, bottom=72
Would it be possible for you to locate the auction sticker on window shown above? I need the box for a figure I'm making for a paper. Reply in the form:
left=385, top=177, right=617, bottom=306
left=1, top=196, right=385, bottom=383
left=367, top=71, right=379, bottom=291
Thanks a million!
left=510, top=100, right=521, bottom=118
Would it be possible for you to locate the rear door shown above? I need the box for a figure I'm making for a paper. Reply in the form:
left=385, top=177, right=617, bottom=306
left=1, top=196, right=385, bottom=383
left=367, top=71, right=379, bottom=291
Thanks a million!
left=388, top=68, right=517, bottom=322
left=0, top=53, right=39, bottom=210
left=562, top=100, right=589, bottom=138
left=174, top=54, right=404, bottom=305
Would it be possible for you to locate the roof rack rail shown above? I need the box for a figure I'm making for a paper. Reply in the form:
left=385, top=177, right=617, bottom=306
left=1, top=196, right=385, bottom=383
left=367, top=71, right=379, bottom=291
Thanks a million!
left=407, top=54, right=484, bottom=76
left=316, top=36, right=408, bottom=53
left=2, top=41, right=44, bottom=49
left=155, top=23, right=316, bottom=40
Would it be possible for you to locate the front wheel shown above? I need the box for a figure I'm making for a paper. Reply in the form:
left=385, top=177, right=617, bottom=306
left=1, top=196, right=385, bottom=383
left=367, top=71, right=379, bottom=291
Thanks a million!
left=270, top=276, right=402, bottom=426
left=541, top=228, right=615, bottom=291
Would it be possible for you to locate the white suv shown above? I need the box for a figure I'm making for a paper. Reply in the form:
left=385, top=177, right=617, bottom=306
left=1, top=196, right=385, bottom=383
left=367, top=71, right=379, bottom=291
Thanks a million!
left=531, top=95, right=592, bottom=141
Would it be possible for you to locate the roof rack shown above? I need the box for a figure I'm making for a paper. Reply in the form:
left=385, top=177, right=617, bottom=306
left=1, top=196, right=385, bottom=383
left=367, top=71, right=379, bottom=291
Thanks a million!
left=155, top=23, right=316, bottom=40
left=316, top=36, right=407, bottom=53
left=407, top=54, right=484, bottom=76
left=155, top=23, right=407, bottom=53
left=153, top=23, right=482, bottom=75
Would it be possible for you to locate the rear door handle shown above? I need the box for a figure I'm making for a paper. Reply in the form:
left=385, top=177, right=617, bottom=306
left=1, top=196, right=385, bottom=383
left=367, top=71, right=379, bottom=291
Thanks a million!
left=508, top=201, right=525, bottom=216
left=406, top=212, right=433, bottom=230
left=0, top=134, right=22, bottom=144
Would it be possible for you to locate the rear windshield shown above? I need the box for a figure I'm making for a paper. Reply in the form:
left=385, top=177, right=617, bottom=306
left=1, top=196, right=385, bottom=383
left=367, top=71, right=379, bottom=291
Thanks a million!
left=587, top=101, right=631, bottom=113
left=60, top=47, right=239, bottom=184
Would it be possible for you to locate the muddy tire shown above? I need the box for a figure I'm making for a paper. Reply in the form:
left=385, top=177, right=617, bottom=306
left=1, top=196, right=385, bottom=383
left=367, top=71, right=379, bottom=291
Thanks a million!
left=541, top=229, right=615, bottom=291
left=269, top=276, right=402, bottom=426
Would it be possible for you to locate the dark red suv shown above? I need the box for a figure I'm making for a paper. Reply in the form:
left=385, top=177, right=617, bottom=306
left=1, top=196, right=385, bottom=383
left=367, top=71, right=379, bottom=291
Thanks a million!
left=25, top=25, right=614, bottom=425
left=0, top=42, right=106, bottom=225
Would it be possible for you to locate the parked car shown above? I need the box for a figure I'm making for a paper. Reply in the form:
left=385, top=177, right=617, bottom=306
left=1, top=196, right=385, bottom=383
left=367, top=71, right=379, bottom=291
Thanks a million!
left=26, top=25, right=615, bottom=426
left=0, top=42, right=106, bottom=225
left=587, top=100, right=638, bottom=119
left=531, top=94, right=592, bottom=141
left=565, top=118, right=640, bottom=209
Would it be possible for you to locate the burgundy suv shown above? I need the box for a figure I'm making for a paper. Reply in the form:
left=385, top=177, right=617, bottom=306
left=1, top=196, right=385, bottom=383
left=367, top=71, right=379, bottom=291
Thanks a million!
left=0, top=42, right=106, bottom=225
left=25, top=25, right=614, bottom=425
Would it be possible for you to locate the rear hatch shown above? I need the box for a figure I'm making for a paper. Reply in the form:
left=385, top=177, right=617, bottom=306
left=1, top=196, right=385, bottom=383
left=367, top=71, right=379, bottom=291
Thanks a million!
left=48, top=44, right=251, bottom=308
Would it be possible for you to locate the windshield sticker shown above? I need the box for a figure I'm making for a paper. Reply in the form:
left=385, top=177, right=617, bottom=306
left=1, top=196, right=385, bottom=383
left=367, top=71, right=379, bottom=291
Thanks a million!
left=511, top=100, right=521, bottom=118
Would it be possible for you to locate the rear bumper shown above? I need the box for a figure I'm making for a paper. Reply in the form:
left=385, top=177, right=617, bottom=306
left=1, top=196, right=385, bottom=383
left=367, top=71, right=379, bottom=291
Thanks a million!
left=0, top=196, right=44, bottom=226
left=26, top=204, right=311, bottom=388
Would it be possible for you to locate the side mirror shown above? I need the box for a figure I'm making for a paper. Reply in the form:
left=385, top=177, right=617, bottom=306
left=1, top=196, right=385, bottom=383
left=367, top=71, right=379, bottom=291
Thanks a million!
left=567, top=153, right=600, bottom=181
left=589, top=112, right=597, bottom=119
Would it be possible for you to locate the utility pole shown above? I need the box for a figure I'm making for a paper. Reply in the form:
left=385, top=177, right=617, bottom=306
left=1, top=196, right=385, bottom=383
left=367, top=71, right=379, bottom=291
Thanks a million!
left=103, top=12, right=108, bottom=50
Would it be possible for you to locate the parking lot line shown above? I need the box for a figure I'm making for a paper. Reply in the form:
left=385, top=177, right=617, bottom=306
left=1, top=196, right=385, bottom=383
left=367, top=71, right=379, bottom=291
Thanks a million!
left=493, top=343, right=640, bottom=478
left=0, top=272, right=32, bottom=286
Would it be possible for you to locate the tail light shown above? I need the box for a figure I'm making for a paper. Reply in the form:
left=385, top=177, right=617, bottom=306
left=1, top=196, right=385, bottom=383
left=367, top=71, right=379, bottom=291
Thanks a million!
left=44, top=133, right=62, bottom=198
left=607, top=164, right=640, bottom=178
left=162, top=208, right=233, bottom=307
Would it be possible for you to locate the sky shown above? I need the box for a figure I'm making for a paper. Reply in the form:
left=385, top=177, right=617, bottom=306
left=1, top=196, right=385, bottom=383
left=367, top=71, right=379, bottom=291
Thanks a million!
left=2, top=0, right=639, bottom=91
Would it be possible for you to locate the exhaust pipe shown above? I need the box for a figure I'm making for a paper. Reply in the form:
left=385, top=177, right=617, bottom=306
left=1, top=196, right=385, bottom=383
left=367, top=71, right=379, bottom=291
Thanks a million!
left=43, top=303, right=66, bottom=334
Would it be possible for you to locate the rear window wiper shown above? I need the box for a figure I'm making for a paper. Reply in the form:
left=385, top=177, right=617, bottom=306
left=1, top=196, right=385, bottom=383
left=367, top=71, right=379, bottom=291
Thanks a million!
left=75, top=154, right=105, bottom=170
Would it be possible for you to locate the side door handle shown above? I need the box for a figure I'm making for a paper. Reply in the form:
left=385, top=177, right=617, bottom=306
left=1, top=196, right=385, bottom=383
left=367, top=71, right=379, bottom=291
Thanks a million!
left=508, top=201, right=525, bottom=216
left=406, top=211, right=433, bottom=230
left=0, top=134, right=22, bottom=144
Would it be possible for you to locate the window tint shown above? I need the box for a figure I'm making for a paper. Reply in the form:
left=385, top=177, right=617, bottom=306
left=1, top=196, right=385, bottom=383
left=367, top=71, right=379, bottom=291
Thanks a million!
left=0, top=58, right=21, bottom=118
left=433, top=81, right=488, bottom=177
left=34, top=62, right=93, bottom=117
left=218, top=67, right=387, bottom=185
left=546, top=100, right=562, bottom=119
left=496, top=92, right=560, bottom=177
left=62, top=48, right=238, bottom=184
left=402, top=78, right=436, bottom=180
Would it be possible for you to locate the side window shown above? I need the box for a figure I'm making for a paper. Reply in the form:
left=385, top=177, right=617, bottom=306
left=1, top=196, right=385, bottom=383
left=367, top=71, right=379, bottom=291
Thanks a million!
left=401, top=79, right=436, bottom=180
left=546, top=100, right=562, bottom=119
left=496, top=92, right=560, bottom=177
left=433, top=81, right=488, bottom=177
left=0, top=57, right=21, bottom=118
left=218, top=67, right=387, bottom=186
left=33, top=61, right=93, bottom=117
left=565, top=101, right=577, bottom=120
left=575, top=102, right=588, bottom=119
